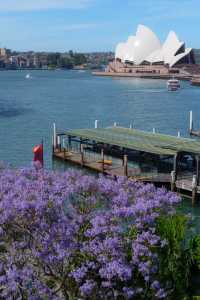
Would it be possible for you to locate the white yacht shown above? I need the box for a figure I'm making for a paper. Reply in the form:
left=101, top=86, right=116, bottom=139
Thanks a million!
left=167, top=78, right=180, bottom=91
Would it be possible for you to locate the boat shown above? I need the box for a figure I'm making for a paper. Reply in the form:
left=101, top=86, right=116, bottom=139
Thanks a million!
left=25, top=74, right=31, bottom=79
left=167, top=78, right=180, bottom=91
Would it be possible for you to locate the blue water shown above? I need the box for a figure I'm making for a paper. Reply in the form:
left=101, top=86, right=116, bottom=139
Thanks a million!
left=1, top=70, right=200, bottom=168
left=1, top=69, right=200, bottom=217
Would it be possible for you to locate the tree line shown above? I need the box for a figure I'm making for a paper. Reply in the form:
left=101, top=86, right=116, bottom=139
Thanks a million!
left=47, top=50, right=87, bottom=69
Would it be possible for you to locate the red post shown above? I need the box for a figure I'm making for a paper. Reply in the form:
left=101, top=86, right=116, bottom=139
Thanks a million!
left=33, top=142, right=44, bottom=167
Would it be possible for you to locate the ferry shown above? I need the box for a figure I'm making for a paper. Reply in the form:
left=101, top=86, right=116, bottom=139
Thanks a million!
left=167, top=78, right=180, bottom=91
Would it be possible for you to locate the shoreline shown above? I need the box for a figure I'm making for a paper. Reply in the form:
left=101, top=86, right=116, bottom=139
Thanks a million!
left=92, top=71, right=193, bottom=81
left=0, top=68, right=89, bottom=71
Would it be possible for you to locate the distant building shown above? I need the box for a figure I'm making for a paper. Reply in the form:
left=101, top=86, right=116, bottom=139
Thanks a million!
left=0, top=48, right=7, bottom=57
left=115, top=24, right=195, bottom=67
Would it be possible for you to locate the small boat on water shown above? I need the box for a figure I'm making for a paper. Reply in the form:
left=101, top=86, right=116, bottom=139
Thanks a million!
left=25, top=74, right=31, bottom=79
left=167, top=78, right=180, bottom=91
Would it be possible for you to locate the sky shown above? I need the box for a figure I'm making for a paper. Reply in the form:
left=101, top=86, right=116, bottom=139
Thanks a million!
left=0, top=0, right=199, bottom=52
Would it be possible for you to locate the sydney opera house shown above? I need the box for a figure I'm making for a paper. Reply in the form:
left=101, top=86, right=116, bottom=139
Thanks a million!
left=115, top=24, right=194, bottom=67
left=105, top=25, right=197, bottom=77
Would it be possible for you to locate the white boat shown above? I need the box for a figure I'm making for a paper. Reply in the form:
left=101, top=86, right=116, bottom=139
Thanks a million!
left=167, top=78, right=180, bottom=91
left=25, top=74, right=31, bottom=79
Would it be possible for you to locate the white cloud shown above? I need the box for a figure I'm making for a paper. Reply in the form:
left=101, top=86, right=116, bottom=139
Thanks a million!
left=0, top=0, right=92, bottom=11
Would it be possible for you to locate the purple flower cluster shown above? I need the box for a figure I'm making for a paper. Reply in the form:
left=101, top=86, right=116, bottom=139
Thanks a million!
left=0, top=166, right=181, bottom=299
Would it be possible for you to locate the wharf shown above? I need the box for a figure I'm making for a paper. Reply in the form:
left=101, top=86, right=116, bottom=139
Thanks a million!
left=53, top=126, right=200, bottom=206
left=54, top=149, right=171, bottom=182
left=92, top=71, right=192, bottom=81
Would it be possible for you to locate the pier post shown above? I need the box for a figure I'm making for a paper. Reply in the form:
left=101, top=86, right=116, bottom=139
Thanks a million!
left=101, top=148, right=104, bottom=172
left=196, top=155, right=200, bottom=185
left=79, top=138, right=82, bottom=152
left=173, top=153, right=178, bottom=179
left=63, top=138, right=67, bottom=157
left=95, top=120, right=98, bottom=129
left=62, top=138, right=65, bottom=149
left=57, top=135, right=61, bottom=152
left=122, top=148, right=125, bottom=166
left=52, top=136, right=54, bottom=154
left=123, top=155, right=128, bottom=177
left=68, top=136, right=72, bottom=151
left=53, top=123, right=57, bottom=151
left=80, top=144, right=84, bottom=167
left=171, top=171, right=176, bottom=192
left=189, top=110, right=193, bottom=134
left=192, top=175, right=197, bottom=206
left=171, top=153, right=178, bottom=191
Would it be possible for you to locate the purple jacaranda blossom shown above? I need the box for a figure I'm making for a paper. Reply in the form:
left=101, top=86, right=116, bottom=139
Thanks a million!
left=123, top=287, right=135, bottom=299
left=80, top=279, right=96, bottom=296
left=151, top=280, right=161, bottom=290
left=99, top=260, right=132, bottom=281
left=71, top=266, right=88, bottom=283
left=155, top=288, right=168, bottom=299
left=0, top=166, right=183, bottom=299
left=101, top=280, right=112, bottom=288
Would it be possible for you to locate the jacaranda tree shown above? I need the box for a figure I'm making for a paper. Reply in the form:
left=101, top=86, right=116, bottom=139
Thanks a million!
left=0, top=165, right=195, bottom=299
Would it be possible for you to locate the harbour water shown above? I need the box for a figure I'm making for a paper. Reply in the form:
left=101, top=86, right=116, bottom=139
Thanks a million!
left=1, top=69, right=200, bottom=223
left=1, top=69, right=200, bottom=168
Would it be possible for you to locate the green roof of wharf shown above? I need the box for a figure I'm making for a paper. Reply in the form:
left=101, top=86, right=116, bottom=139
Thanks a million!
left=64, top=127, right=200, bottom=156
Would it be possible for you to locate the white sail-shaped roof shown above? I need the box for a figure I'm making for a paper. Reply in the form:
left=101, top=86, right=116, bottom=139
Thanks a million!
left=146, top=49, right=163, bottom=64
left=115, top=42, right=127, bottom=62
left=169, top=48, right=192, bottom=67
left=162, top=31, right=184, bottom=64
left=114, top=25, right=194, bottom=67
left=125, top=36, right=136, bottom=62
left=133, top=25, right=161, bottom=64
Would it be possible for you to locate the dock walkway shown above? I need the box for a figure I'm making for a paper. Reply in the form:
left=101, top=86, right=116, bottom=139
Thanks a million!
left=53, top=126, right=200, bottom=205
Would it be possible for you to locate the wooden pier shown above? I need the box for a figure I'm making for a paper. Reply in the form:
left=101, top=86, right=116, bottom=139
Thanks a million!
left=52, top=124, right=200, bottom=206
